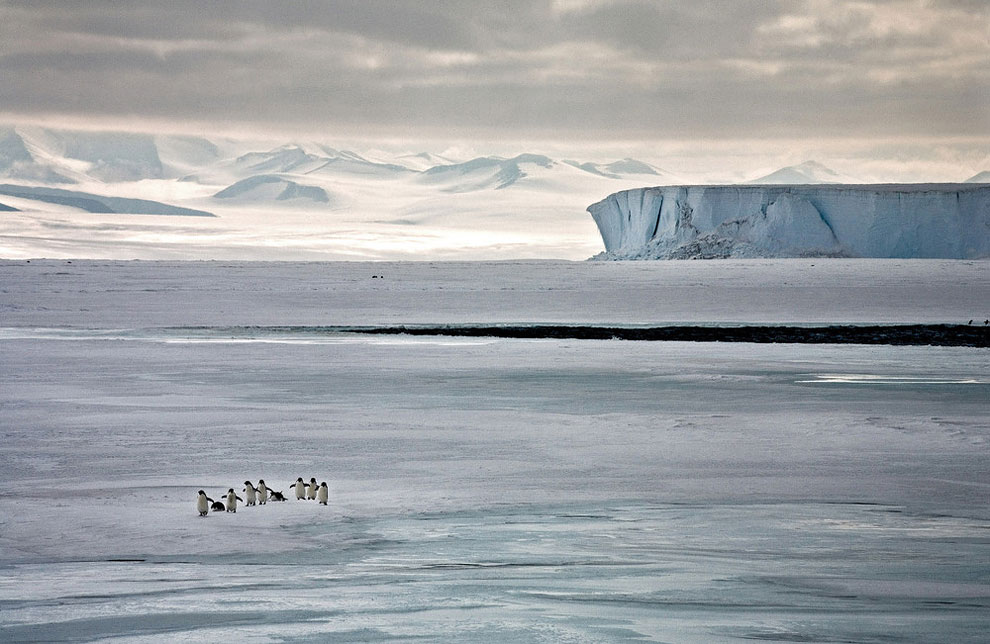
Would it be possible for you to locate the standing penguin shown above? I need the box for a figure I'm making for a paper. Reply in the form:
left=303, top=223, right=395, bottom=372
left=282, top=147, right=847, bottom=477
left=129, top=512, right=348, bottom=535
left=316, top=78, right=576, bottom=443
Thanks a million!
left=307, top=477, right=318, bottom=501
left=292, top=477, right=306, bottom=500
left=197, top=490, right=212, bottom=516
left=257, top=479, right=269, bottom=505
left=225, top=488, right=244, bottom=513
left=243, top=481, right=258, bottom=506
left=317, top=482, right=329, bottom=505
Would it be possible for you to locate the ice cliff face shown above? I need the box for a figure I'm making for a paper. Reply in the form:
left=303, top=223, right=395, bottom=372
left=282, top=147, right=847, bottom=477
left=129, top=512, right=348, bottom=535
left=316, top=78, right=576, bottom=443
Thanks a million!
left=588, top=185, right=990, bottom=259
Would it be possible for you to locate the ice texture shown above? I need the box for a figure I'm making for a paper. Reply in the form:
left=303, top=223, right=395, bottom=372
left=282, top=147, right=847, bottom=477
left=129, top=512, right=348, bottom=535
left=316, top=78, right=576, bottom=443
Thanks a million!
left=589, top=184, right=990, bottom=259
left=1, top=260, right=989, bottom=642
left=0, top=259, right=990, bottom=644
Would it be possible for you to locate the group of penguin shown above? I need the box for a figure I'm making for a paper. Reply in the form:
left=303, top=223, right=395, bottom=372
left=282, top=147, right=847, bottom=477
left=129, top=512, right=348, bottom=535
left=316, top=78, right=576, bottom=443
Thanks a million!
left=196, top=477, right=328, bottom=516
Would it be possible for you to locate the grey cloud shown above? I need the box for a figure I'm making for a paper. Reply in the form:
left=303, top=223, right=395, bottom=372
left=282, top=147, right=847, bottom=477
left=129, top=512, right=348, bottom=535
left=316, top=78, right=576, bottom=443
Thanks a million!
left=3, top=0, right=542, bottom=51
left=559, top=0, right=786, bottom=58
left=0, top=0, right=986, bottom=140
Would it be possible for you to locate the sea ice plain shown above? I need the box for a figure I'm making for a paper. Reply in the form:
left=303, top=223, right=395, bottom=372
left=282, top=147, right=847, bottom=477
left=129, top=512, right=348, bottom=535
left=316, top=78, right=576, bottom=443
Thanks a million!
left=1, top=259, right=988, bottom=642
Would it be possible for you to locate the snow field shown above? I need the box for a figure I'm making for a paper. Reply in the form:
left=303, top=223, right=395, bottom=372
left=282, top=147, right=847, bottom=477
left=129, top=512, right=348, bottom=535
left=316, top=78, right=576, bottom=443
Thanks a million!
left=2, top=258, right=988, bottom=327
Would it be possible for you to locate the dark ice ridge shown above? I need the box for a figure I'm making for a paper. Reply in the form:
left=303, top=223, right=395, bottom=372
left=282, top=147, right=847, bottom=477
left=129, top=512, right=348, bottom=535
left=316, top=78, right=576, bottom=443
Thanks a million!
left=174, top=324, right=990, bottom=347
left=345, top=323, right=989, bottom=346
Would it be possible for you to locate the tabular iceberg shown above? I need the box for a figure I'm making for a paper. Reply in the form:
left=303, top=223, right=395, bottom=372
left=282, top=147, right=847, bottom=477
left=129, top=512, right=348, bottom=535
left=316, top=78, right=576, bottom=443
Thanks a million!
left=588, top=184, right=990, bottom=259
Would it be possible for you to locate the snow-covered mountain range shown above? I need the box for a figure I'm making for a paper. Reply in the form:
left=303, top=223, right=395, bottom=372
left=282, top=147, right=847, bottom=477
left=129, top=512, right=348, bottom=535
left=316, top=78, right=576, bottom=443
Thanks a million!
left=0, top=125, right=685, bottom=259
left=1, top=124, right=987, bottom=260
left=0, top=126, right=671, bottom=210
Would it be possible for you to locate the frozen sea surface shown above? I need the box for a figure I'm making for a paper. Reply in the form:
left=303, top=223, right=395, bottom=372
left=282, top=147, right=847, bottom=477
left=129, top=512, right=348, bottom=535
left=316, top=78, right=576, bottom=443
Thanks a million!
left=1, top=260, right=988, bottom=642
left=2, top=258, right=988, bottom=326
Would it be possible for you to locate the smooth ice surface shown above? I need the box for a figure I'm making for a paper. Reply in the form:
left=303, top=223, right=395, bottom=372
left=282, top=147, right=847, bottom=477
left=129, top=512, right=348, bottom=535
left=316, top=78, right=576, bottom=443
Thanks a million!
left=589, top=184, right=990, bottom=259
left=3, top=258, right=989, bottom=327
left=1, top=260, right=989, bottom=642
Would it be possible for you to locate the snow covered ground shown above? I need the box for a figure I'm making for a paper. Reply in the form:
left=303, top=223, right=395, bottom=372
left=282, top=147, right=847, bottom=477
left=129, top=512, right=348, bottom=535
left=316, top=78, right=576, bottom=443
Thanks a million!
left=0, top=127, right=675, bottom=261
left=1, top=260, right=988, bottom=642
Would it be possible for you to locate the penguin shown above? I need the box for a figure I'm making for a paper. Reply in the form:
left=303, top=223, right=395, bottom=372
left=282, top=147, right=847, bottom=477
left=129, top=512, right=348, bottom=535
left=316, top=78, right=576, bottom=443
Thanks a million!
left=317, top=481, right=329, bottom=505
left=292, top=477, right=306, bottom=500
left=257, top=479, right=269, bottom=505
left=211, top=500, right=226, bottom=512
left=197, top=490, right=211, bottom=516
left=270, top=490, right=287, bottom=502
left=225, top=488, right=244, bottom=513
left=243, top=481, right=258, bottom=506
left=307, top=477, right=318, bottom=500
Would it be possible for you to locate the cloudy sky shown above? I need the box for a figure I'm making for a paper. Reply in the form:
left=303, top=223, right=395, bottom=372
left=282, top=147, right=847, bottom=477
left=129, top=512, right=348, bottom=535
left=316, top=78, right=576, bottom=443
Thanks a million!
left=1, top=0, right=987, bottom=164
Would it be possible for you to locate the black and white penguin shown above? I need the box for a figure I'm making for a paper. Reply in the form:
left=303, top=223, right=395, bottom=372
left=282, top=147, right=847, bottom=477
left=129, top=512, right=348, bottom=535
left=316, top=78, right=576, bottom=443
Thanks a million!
left=257, top=479, right=269, bottom=505
left=243, top=481, right=258, bottom=506
left=270, top=490, right=287, bottom=502
left=225, top=488, right=244, bottom=513
left=211, top=500, right=226, bottom=512
left=307, top=477, right=318, bottom=500
left=292, top=477, right=306, bottom=500
left=317, top=482, right=329, bottom=505
left=197, top=490, right=211, bottom=516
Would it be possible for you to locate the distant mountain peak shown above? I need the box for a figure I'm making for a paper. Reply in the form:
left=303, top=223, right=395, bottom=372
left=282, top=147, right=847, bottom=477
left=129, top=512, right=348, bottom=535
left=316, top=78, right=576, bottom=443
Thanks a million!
left=0, top=127, right=34, bottom=170
left=604, top=158, right=661, bottom=175
left=419, top=153, right=556, bottom=191
left=214, top=174, right=332, bottom=204
left=749, top=160, right=858, bottom=184
left=393, top=152, right=456, bottom=171
left=563, top=157, right=668, bottom=180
